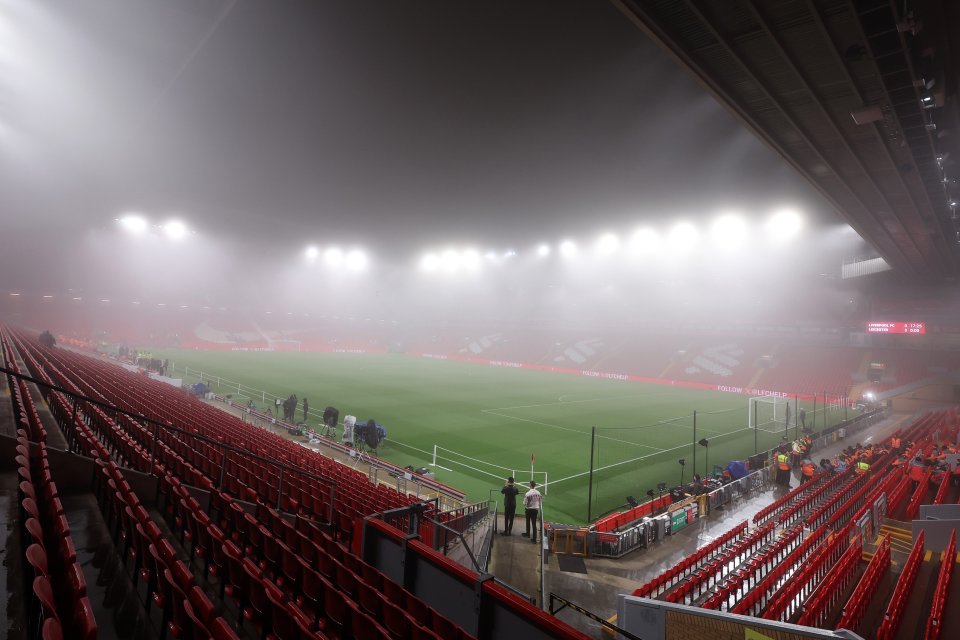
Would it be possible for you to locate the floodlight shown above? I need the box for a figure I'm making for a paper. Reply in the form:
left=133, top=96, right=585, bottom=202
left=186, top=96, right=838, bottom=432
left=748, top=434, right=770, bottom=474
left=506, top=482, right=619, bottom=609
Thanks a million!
left=629, top=228, right=660, bottom=255
left=485, top=251, right=499, bottom=261
left=711, top=213, right=748, bottom=249
left=9, top=293, right=20, bottom=296
left=346, top=249, right=367, bottom=271
left=536, top=244, right=550, bottom=257
left=559, top=240, right=577, bottom=258
left=767, top=208, right=804, bottom=239
left=668, top=222, right=699, bottom=252
left=441, top=249, right=460, bottom=271
left=163, top=220, right=188, bottom=240
left=462, top=249, right=480, bottom=270
left=42, top=295, right=52, bottom=299
left=596, top=233, right=620, bottom=256
left=118, top=214, right=148, bottom=235
left=305, top=246, right=319, bottom=260
left=420, top=253, right=439, bottom=272
left=324, top=247, right=343, bottom=266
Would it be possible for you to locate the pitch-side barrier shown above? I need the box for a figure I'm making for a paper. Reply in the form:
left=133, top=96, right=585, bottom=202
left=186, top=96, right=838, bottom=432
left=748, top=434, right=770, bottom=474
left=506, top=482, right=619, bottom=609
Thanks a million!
left=213, top=395, right=469, bottom=510
left=547, top=465, right=773, bottom=559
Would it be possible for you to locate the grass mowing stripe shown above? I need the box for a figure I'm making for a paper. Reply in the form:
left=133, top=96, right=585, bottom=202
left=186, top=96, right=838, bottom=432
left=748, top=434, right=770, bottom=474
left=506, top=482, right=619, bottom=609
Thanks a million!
left=157, top=349, right=851, bottom=524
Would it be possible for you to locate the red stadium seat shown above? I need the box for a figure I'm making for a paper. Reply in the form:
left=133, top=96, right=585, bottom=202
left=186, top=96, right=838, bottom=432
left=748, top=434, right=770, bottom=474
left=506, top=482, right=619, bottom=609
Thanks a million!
left=25, top=543, right=49, bottom=578
left=41, top=617, right=63, bottom=640
left=71, top=597, right=98, bottom=640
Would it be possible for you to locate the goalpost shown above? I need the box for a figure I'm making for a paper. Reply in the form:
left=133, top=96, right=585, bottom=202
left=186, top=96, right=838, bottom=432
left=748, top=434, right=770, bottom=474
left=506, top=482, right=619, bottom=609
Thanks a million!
left=748, top=395, right=790, bottom=432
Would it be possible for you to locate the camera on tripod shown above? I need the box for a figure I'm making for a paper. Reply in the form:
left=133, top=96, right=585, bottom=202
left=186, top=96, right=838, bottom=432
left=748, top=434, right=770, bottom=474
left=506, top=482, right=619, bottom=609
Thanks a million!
left=320, top=406, right=339, bottom=438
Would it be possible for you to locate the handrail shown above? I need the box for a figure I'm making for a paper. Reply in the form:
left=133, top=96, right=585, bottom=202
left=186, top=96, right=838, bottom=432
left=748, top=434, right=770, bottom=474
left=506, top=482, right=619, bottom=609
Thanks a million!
left=835, top=534, right=891, bottom=632
left=795, top=534, right=863, bottom=627
left=923, top=529, right=956, bottom=640
left=548, top=593, right=643, bottom=640
left=905, top=469, right=932, bottom=520
left=933, top=463, right=951, bottom=505
left=876, top=530, right=926, bottom=640
left=763, top=526, right=854, bottom=622
left=730, top=524, right=828, bottom=617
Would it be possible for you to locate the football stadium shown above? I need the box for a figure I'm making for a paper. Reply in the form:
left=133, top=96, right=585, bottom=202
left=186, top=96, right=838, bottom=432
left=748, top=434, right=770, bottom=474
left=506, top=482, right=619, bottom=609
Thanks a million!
left=2, top=2, right=960, bottom=640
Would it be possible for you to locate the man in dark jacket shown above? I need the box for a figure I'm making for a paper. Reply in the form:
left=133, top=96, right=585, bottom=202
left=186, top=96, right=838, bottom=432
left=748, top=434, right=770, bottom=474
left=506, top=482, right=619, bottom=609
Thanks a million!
left=500, top=477, right=519, bottom=536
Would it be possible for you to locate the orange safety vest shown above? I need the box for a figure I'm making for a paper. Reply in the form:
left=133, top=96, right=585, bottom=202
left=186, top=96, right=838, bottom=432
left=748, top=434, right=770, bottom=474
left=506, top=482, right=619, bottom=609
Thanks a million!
left=891, top=437, right=901, bottom=449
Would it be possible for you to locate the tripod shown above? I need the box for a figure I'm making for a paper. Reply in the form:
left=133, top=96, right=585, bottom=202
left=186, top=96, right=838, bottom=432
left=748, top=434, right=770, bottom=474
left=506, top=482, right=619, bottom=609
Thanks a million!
left=321, top=420, right=337, bottom=439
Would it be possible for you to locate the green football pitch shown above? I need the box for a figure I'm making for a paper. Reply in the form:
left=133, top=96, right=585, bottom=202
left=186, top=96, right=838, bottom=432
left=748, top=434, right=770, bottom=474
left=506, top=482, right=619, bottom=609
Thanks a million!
left=154, top=350, right=847, bottom=524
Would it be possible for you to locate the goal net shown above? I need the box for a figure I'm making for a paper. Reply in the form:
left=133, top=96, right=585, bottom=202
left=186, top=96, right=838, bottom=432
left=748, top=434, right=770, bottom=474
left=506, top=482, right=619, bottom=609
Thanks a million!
left=748, top=396, right=790, bottom=432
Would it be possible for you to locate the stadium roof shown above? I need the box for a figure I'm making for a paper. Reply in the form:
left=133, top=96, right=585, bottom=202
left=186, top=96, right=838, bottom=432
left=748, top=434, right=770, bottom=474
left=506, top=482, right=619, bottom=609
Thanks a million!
left=613, top=0, right=960, bottom=280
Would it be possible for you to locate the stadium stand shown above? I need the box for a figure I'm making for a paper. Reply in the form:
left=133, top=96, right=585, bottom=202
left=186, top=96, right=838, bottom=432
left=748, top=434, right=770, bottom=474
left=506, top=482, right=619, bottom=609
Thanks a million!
left=627, top=404, right=960, bottom=637
left=2, top=325, right=591, bottom=639
left=5, top=320, right=958, bottom=638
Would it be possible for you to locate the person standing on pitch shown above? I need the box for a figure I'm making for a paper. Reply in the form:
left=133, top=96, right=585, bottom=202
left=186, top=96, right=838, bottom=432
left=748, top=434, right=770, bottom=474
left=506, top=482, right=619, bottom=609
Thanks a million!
left=522, top=481, right=543, bottom=544
left=500, top=477, right=519, bottom=536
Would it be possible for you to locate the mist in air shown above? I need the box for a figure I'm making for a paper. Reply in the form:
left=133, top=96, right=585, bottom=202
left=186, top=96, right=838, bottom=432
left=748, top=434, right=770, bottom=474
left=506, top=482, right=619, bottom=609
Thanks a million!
left=0, top=0, right=877, bottom=336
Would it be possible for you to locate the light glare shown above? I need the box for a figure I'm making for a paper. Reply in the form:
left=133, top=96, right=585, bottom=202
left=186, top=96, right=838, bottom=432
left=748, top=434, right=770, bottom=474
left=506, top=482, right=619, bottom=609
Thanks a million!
left=346, top=249, right=368, bottom=271
left=596, top=233, right=620, bottom=256
left=420, top=253, right=439, bottom=272
left=118, top=214, right=148, bottom=235
left=305, top=246, right=319, bottom=260
left=668, top=222, right=699, bottom=252
left=559, top=240, right=577, bottom=258
left=441, top=249, right=460, bottom=271
left=767, top=209, right=804, bottom=239
left=324, top=247, right=344, bottom=266
left=711, top=214, right=748, bottom=248
left=462, top=249, right=480, bottom=270
left=536, top=244, right=550, bottom=257
left=163, top=220, right=188, bottom=240
left=629, top=228, right=660, bottom=254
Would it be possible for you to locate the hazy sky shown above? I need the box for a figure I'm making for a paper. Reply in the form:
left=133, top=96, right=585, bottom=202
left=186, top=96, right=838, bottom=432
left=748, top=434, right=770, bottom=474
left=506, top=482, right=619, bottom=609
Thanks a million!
left=0, top=0, right=866, bottom=306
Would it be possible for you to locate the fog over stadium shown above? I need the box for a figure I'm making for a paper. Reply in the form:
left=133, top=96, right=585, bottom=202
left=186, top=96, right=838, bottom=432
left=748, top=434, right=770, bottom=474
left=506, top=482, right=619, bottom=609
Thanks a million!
left=1, top=0, right=877, bottom=329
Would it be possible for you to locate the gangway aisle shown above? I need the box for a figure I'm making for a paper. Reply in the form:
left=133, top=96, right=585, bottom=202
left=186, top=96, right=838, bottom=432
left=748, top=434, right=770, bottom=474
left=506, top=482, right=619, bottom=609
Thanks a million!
left=940, top=552, right=960, bottom=640
left=892, top=560, right=938, bottom=640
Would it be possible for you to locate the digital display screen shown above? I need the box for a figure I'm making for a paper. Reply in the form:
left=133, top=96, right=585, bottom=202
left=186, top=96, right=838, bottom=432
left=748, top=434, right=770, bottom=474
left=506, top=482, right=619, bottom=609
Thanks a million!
left=866, top=322, right=926, bottom=334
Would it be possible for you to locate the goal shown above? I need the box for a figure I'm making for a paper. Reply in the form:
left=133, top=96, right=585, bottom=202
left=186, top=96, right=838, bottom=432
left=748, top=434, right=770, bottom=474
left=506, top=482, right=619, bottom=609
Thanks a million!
left=748, top=395, right=791, bottom=432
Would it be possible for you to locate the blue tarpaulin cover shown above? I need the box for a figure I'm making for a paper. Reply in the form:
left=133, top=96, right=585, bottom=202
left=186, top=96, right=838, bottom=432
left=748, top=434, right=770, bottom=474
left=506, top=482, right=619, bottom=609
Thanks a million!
left=727, top=460, right=749, bottom=479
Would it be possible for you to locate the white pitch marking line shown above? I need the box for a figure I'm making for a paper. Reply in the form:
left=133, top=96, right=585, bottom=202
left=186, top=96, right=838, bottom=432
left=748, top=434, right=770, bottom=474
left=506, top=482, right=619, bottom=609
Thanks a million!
left=485, top=394, right=648, bottom=412
left=481, top=409, right=664, bottom=451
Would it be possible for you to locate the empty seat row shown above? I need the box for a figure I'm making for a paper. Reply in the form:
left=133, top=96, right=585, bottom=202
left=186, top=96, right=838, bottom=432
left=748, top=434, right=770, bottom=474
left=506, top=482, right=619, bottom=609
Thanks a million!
left=14, top=435, right=96, bottom=640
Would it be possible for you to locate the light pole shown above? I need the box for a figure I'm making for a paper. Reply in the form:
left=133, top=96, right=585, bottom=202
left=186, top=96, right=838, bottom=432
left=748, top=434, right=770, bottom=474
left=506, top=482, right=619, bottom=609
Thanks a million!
left=698, top=438, right=709, bottom=478
left=678, top=458, right=686, bottom=486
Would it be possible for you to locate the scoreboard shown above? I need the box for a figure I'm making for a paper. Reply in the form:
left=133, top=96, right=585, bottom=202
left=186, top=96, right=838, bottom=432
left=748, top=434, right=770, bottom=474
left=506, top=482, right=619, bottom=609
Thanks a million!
left=866, top=321, right=926, bottom=334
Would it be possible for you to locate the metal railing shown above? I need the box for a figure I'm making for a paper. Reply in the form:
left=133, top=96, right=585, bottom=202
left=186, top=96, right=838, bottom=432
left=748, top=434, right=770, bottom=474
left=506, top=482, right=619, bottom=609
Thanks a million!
left=370, top=499, right=498, bottom=575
